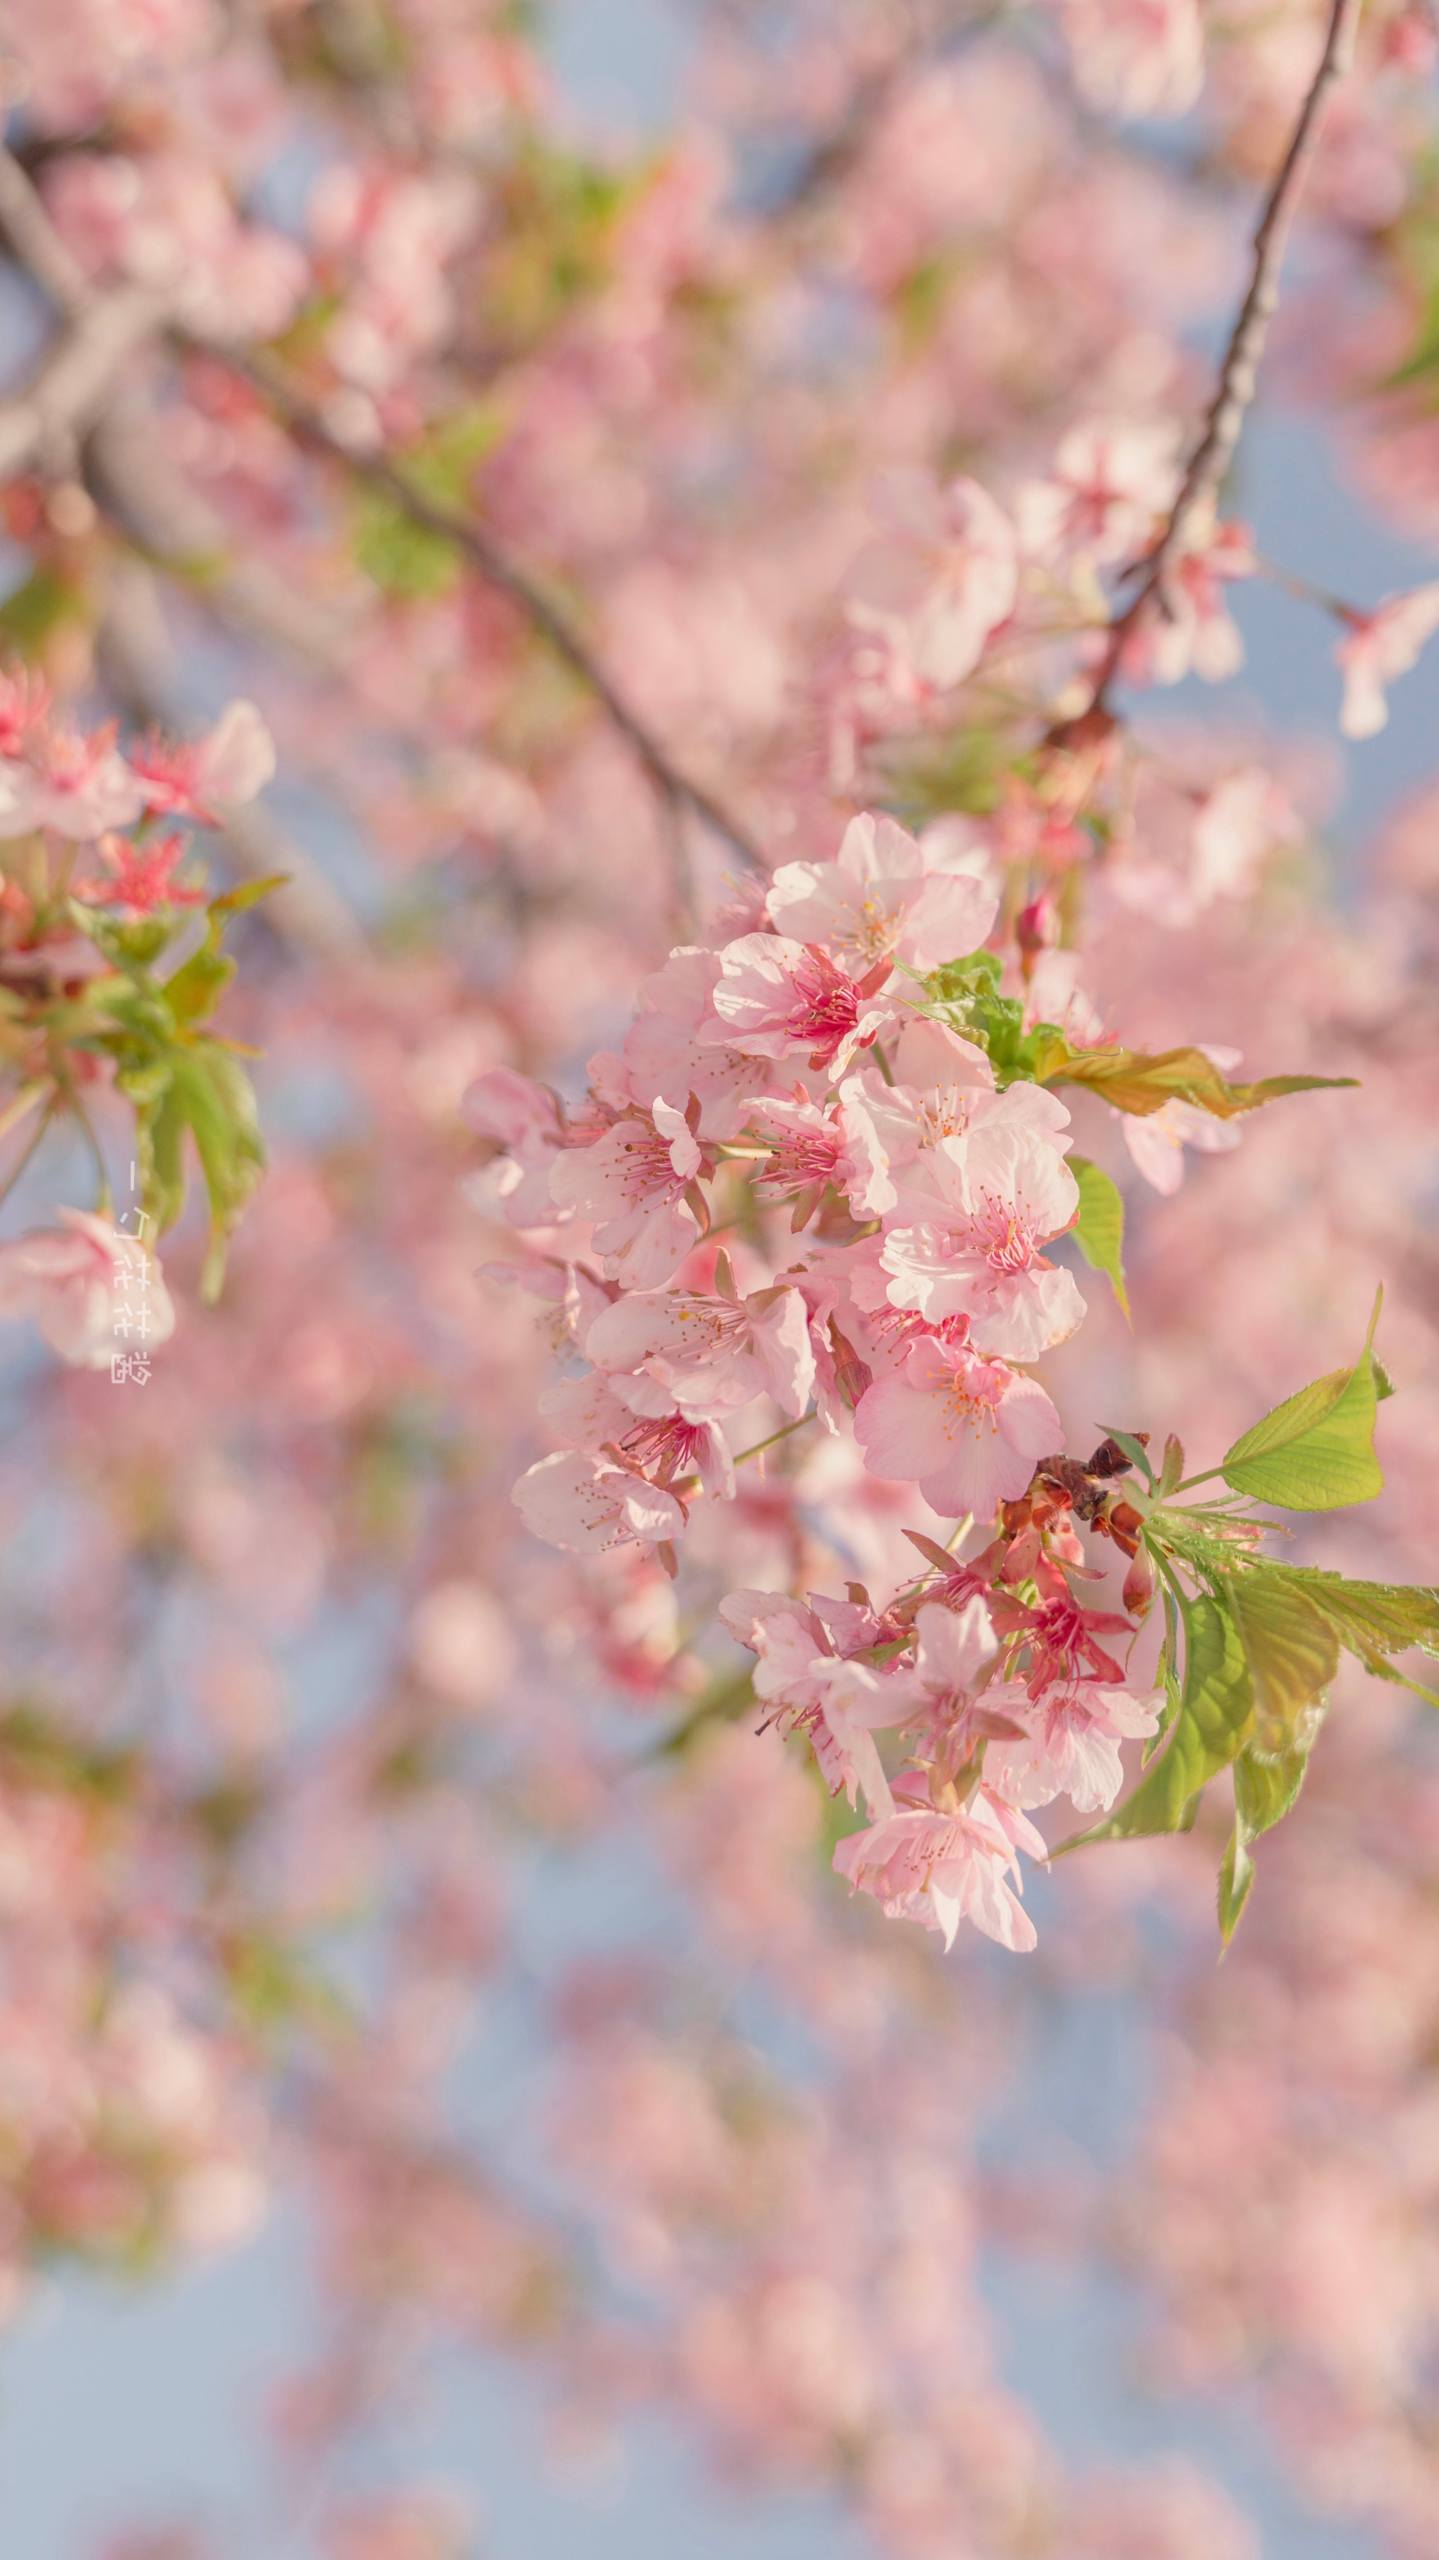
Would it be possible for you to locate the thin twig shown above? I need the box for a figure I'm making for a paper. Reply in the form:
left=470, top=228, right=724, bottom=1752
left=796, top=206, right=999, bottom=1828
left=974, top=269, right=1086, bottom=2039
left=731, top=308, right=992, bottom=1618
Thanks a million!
left=0, top=142, right=768, bottom=886
left=206, top=346, right=769, bottom=879
left=0, top=142, right=89, bottom=309
left=0, top=286, right=165, bottom=480
left=1084, top=0, right=1363, bottom=713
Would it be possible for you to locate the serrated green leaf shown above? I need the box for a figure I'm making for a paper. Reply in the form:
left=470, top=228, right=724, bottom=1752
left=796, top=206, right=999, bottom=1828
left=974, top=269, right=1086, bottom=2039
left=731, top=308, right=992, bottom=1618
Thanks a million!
left=1068, top=1157, right=1129, bottom=1317
left=131, top=1044, right=264, bottom=1298
left=1260, top=1565, right=1439, bottom=1661
left=1218, top=1737, right=1314, bottom=1944
left=1228, top=1572, right=1338, bottom=1757
left=1221, top=1294, right=1388, bottom=1511
left=1044, top=1038, right=1355, bottom=1122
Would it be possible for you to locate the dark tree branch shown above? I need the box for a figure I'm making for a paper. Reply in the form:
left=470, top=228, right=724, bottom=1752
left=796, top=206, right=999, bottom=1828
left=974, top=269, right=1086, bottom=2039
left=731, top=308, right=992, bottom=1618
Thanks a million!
left=1085, top=0, right=1364, bottom=713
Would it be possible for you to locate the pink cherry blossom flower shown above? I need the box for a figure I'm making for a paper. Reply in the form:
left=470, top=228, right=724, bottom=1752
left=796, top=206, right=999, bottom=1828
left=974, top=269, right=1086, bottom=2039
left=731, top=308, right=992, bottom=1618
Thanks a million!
left=707, top=934, right=894, bottom=1076
left=1059, top=0, right=1204, bottom=122
left=585, top=1282, right=815, bottom=1421
left=743, top=1094, right=849, bottom=1215
left=128, top=702, right=276, bottom=821
left=512, top=1450, right=686, bottom=1555
left=992, top=1570, right=1135, bottom=1693
left=885, top=1597, right=999, bottom=1748
left=0, top=719, right=143, bottom=839
left=982, top=1676, right=1162, bottom=1814
left=46, top=151, right=307, bottom=341
left=720, top=1591, right=903, bottom=1817
left=833, top=1785, right=1047, bottom=1951
left=1124, top=515, right=1255, bottom=688
left=880, top=1124, right=1085, bottom=1359
left=0, top=1211, right=175, bottom=1369
left=1018, top=419, right=1178, bottom=565
left=1336, top=585, right=1439, bottom=739
left=840, top=1037, right=1071, bottom=1222
left=541, top=1370, right=734, bottom=1503
left=1123, top=1098, right=1241, bottom=1195
left=465, top=1069, right=566, bottom=1227
left=549, top=1100, right=704, bottom=1290
left=764, top=812, right=999, bottom=974
left=855, top=1338, right=1060, bottom=1519
left=848, top=473, right=1018, bottom=691
left=608, top=945, right=778, bottom=1140
left=74, top=832, right=204, bottom=918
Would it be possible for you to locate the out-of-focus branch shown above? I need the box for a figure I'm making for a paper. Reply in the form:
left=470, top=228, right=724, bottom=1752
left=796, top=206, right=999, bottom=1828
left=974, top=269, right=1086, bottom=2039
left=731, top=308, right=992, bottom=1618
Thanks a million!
left=0, top=142, right=89, bottom=308
left=766, top=1, right=1008, bottom=219
left=0, top=143, right=170, bottom=476
left=86, top=406, right=362, bottom=674
left=208, top=348, right=770, bottom=880
left=1086, top=0, right=1364, bottom=713
left=0, top=145, right=766, bottom=889
left=0, top=286, right=164, bottom=480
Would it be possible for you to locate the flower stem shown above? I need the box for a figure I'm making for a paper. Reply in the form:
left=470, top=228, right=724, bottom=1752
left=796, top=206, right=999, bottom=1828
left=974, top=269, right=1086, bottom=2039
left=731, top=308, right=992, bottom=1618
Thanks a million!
left=732, top=1408, right=818, bottom=1467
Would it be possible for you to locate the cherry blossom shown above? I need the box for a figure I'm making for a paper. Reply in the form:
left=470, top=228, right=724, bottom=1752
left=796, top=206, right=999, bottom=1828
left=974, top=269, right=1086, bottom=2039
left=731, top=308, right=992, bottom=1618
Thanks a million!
left=1335, top=582, right=1439, bottom=736
left=512, top=1450, right=686, bottom=1556
left=982, top=1677, right=1163, bottom=1813
left=584, top=1282, right=816, bottom=1421
left=854, top=1337, right=1061, bottom=1518
left=848, top=473, right=1019, bottom=693
left=765, top=812, right=998, bottom=974
left=706, top=933, right=895, bottom=1076
left=549, top=1099, right=705, bottom=1290
left=879, top=1123, right=1085, bottom=1358
left=1058, top=0, right=1205, bottom=122
left=0, top=1212, right=175, bottom=1369
left=833, top=1788, right=1048, bottom=1952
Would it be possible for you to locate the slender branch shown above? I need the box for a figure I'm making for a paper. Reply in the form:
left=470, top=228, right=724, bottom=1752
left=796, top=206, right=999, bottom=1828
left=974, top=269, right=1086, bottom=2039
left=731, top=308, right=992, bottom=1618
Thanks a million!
left=1085, top=0, right=1363, bottom=712
left=730, top=1408, right=818, bottom=1467
left=761, top=3, right=1008, bottom=220
left=205, top=347, right=769, bottom=879
left=0, top=142, right=89, bottom=309
left=0, top=286, right=165, bottom=480
left=0, top=143, right=768, bottom=886
left=0, top=143, right=168, bottom=478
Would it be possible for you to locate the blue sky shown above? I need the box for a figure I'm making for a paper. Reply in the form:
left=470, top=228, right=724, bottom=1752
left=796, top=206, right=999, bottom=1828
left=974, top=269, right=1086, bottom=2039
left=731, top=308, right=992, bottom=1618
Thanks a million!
left=4, top=6, right=1437, bottom=2554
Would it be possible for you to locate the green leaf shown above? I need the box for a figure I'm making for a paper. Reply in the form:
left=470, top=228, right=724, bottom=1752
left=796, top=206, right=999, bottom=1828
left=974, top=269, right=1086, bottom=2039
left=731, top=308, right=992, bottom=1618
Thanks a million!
left=207, top=873, right=289, bottom=920
left=68, top=904, right=176, bottom=972
left=1221, top=1293, right=1389, bottom=1511
left=132, top=1044, right=264, bottom=1299
left=1062, top=1592, right=1252, bottom=1847
left=1219, top=1738, right=1314, bottom=1944
left=164, top=946, right=235, bottom=1028
left=1258, top=1565, right=1439, bottom=1662
left=1043, top=1038, right=1355, bottom=1122
left=1142, top=1614, right=1183, bottom=1766
left=1227, top=1572, right=1338, bottom=1757
left=1067, top=1157, right=1129, bottom=1318
left=0, top=565, right=87, bottom=657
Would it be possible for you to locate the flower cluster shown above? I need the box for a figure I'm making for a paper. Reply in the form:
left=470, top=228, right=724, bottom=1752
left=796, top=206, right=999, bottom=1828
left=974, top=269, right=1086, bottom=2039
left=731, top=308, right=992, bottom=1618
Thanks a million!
left=486, top=811, right=1185, bottom=1948
left=0, top=674, right=274, bottom=1367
